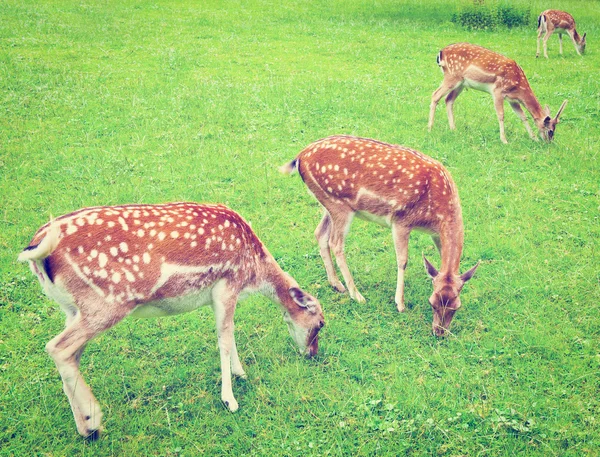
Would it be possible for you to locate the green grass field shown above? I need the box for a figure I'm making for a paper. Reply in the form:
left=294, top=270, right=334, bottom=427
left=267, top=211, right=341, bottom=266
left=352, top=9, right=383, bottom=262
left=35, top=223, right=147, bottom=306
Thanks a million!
left=1, top=0, right=599, bottom=455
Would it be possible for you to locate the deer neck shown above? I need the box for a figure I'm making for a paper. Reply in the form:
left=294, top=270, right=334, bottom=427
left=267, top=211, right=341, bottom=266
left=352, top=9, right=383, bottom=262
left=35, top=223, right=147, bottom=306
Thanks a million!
left=519, top=89, right=545, bottom=123
left=437, top=214, right=465, bottom=277
left=257, top=254, right=294, bottom=308
left=573, top=29, right=582, bottom=44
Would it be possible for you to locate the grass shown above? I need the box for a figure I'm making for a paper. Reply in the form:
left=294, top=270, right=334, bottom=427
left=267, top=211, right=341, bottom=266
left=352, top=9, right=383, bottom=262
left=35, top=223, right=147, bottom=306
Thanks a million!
left=1, top=0, right=599, bottom=455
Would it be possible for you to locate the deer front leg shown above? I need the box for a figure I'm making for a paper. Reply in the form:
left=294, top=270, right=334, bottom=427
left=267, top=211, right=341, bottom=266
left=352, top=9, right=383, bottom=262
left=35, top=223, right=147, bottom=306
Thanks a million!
left=328, top=211, right=365, bottom=303
left=315, top=211, right=346, bottom=293
left=230, top=331, right=246, bottom=379
left=536, top=29, right=543, bottom=57
left=509, top=101, right=537, bottom=140
left=493, top=90, right=508, bottom=144
left=445, top=85, right=464, bottom=130
left=212, top=281, right=240, bottom=412
left=392, top=224, right=411, bottom=312
left=559, top=33, right=564, bottom=54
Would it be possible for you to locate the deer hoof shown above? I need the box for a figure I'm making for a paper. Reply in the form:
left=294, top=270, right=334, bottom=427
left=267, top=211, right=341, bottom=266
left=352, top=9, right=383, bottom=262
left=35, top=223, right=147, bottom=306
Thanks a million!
left=84, top=429, right=101, bottom=441
left=352, top=291, right=366, bottom=303
left=331, top=281, right=346, bottom=293
left=223, top=397, right=239, bottom=412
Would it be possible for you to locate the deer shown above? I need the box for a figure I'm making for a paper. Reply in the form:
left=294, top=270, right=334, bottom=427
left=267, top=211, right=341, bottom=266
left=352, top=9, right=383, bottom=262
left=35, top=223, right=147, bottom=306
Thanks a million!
left=428, top=43, right=568, bottom=144
left=537, top=10, right=586, bottom=58
left=18, top=202, right=325, bottom=439
left=280, top=135, right=479, bottom=337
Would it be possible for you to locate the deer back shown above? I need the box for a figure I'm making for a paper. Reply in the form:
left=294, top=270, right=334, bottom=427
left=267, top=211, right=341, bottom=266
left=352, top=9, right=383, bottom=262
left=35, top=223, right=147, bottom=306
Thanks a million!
left=21, top=203, right=267, bottom=309
left=296, top=135, right=461, bottom=230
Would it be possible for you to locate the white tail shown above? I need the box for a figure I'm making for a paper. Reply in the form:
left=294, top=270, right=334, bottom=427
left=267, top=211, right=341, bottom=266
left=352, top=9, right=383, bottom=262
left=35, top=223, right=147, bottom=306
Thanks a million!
left=537, top=10, right=586, bottom=58
left=428, top=43, right=568, bottom=143
left=281, top=135, right=479, bottom=337
left=19, top=202, right=324, bottom=439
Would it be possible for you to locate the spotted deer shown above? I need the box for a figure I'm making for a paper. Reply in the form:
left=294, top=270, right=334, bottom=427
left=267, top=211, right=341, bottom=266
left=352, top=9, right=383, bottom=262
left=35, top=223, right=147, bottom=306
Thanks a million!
left=280, top=135, right=479, bottom=337
left=537, top=10, right=586, bottom=58
left=18, top=202, right=324, bottom=439
left=428, top=43, right=568, bottom=144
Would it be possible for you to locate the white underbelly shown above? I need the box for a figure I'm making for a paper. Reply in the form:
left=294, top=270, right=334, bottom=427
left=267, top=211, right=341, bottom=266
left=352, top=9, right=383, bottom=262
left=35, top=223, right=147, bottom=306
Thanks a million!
left=463, top=78, right=494, bottom=94
left=356, top=211, right=391, bottom=227
left=130, top=287, right=214, bottom=318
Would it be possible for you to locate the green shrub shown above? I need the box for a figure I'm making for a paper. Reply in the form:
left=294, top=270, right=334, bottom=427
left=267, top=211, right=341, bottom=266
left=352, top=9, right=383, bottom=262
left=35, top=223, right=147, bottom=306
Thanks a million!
left=452, top=2, right=531, bottom=30
left=497, top=4, right=531, bottom=28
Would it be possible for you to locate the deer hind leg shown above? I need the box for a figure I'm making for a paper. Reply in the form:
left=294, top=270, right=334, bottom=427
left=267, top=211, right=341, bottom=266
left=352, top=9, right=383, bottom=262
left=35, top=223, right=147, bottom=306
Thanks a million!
left=509, top=101, right=537, bottom=140
left=543, top=30, right=553, bottom=58
left=315, top=211, right=346, bottom=293
left=428, top=78, right=461, bottom=131
left=46, top=306, right=127, bottom=439
left=536, top=28, right=543, bottom=57
left=492, top=90, right=508, bottom=144
left=392, top=224, right=411, bottom=312
left=211, top=280, right=240, bottom=412
left=445, top=85, right=464, bottom=130
left=327, top=209, right=365, bottom=303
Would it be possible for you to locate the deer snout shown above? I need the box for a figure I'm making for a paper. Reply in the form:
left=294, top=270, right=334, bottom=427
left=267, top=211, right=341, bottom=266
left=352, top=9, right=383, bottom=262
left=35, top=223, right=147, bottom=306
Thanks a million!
left=432, top=308, right=456, bottom=337
left=306, top=321, right=323, bottom=357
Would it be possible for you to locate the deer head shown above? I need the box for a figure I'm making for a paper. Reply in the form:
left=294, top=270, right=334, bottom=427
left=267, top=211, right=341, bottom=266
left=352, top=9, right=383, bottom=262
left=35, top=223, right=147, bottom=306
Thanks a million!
left=537, top=100, right=568, bottom=141
left=424, top=257, right=480, bottom=337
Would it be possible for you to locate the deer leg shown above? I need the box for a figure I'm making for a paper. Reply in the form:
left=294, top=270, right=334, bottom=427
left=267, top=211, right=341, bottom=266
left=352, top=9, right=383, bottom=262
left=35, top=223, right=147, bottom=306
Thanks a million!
left=492, top=90, right=508, bottom=144
left=392, top=224, right=411, bottom=312
left=46, top=308, right=127, bottom=439
left=559, top=33, right=564, bottom=54
left=328, top=210, right=365, bottom=303
left=445, top=85, right=464, bottom=130
left=536, top=28, right=543, bottom=57
left=212, top=280, right=240, bottom=412
left=315, top=211, right=345, bottom=293
left=429, top=78, right=460, bottom=131
left=230, top=331, right=246, bottom=379
left=509, top=101, right=537, bottom=140
left=543, top=30, right=552, bottom=58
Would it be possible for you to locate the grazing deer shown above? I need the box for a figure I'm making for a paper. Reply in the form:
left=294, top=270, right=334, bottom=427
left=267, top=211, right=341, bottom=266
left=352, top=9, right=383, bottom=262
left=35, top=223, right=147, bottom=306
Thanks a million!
left=537, top=10, right=586, bottom=58
left=18, top=202, right=324, bottom=439
left=280, top=135, right=479, bottom=337
left=428, top=43, right=568, bottom=144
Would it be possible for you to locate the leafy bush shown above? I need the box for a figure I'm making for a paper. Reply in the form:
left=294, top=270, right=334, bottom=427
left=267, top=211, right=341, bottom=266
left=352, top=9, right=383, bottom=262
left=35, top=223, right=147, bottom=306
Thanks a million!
left=497, top=4, right=531, bottom=28
left=452, top=2, right=531, bottom=30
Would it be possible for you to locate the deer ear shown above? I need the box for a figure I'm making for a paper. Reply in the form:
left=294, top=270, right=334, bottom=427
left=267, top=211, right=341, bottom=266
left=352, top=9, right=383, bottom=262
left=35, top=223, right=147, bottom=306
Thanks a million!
left=289, top=287, right=317, bottom=313
left=583, top=33, right=586, bottom=41
left=554, top=100, right=568, bottom=121
left=423, top=256, right=439, bottom=279
left=543, top=116, right=552, bottom=127
left=460, top=261, right=480, bottom=283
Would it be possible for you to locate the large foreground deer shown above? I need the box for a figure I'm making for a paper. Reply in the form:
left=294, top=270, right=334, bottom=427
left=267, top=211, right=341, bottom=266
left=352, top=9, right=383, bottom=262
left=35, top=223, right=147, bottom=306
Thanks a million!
left=428, top=43, right=568, bottom=143
left=280, top=135, right=479, bottom=337
left=537, top=10, right=586, bottom=58
left=18, top=202, right=324, bottom=439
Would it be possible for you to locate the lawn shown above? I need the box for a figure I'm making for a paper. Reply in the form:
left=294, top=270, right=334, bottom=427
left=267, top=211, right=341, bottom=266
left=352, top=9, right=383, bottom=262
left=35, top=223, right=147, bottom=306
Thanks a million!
left=1, top=0, right=599, bottom=455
